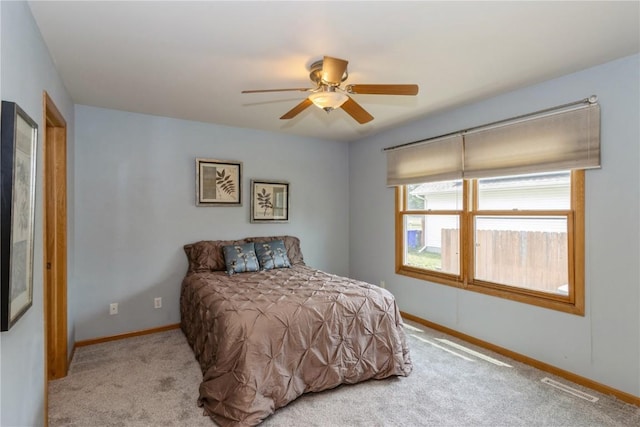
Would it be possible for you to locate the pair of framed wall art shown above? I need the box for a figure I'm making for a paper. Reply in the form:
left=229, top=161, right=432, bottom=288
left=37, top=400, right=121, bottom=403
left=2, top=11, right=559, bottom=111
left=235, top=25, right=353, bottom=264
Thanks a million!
left=195, top=158, right=289, bottom=223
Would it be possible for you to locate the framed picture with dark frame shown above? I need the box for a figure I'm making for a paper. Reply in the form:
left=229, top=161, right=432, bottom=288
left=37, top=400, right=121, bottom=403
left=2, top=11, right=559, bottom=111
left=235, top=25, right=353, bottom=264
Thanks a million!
left=195, top=158, right=242, bottom=206
left=1, top=101, right=38, bottom=331
left=250, top=180, right=289, bottom=223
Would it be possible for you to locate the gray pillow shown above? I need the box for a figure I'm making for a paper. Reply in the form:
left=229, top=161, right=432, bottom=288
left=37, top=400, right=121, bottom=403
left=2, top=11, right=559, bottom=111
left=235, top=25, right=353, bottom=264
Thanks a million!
left=222, top=243, right=260, bottom=275
left=254, top=240, right=291, bottom=271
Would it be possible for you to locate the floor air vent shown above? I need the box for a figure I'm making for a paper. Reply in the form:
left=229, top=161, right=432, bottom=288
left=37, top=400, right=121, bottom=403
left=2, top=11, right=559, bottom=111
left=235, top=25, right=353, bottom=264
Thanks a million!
left=541, top=377, right=599, bottom=402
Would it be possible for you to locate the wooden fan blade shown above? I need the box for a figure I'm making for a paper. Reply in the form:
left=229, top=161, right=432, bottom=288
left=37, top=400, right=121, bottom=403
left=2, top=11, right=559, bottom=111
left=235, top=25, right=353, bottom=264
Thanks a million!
left=322, top=56, right=348, bottom=84
left=242, top=88, right=312, bottom=94
left=340, top=97, right=374, bottom=124
left=280, top=98, right=313, bottom=120
left=346, top=84, right=419, bottom=96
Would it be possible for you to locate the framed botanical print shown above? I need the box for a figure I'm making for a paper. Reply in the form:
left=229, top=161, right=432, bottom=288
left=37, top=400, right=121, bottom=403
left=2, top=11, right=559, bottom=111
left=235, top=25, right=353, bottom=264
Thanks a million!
left=196, top=158, right=242, bottom=206
left=250, top=180, right=289, bottom=223
left=1, top=101, right=38, bottom=331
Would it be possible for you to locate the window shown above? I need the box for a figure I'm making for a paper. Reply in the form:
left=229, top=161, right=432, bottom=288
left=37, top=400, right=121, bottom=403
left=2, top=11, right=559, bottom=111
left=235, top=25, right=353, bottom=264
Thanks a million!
left=388, top=98, right=598, bottom=315
left=396, top=170, right=584, bottom=315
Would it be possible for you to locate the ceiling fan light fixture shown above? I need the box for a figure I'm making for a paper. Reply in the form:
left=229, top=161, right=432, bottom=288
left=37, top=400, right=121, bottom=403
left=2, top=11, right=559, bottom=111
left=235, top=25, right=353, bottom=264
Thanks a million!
left=308, top=90, right=349, bottom=112
left=241, top=55, right=418, bottom=123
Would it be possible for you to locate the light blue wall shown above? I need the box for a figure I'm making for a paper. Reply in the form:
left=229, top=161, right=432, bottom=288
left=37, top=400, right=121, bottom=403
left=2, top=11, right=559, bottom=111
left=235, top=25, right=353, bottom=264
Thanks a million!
left=0, top=2, right=75, bottom=426
left=73, top=105, right=350, bottom=341
left=348, top=54, right=640, bottom=397
left=1, top=5, right=637, bottom=425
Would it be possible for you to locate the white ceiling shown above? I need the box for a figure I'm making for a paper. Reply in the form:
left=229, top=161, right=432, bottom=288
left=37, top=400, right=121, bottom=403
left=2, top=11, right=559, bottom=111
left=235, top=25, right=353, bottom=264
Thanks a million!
left=28, top=1, right=639, bottom=142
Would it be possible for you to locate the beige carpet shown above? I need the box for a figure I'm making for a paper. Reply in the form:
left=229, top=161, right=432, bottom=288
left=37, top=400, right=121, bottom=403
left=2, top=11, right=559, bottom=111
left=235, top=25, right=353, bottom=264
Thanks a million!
left=48, top=322, right=640, bottom=426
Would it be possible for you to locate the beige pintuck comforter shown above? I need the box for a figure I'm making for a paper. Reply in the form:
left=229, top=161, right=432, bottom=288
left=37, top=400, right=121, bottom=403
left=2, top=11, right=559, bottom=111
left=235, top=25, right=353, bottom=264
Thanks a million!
left=181, top=264, right=412, bottom=426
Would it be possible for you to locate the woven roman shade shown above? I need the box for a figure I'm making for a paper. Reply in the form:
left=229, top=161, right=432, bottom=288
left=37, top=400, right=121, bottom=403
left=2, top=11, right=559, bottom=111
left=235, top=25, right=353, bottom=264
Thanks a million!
left=386, top=100, right=600, bottom=186
left=386, top=134, right=463, bottom=186
left=463, top=104, right=600, bottom=179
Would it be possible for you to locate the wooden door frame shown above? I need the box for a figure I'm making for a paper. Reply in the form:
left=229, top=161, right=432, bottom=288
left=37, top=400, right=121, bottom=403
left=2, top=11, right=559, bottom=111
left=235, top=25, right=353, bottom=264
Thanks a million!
left=42, top=91, right=68, bottom=425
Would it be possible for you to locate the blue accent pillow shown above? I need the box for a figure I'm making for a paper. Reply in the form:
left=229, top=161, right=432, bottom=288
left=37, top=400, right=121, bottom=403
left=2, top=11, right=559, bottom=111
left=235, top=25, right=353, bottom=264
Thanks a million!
left=254, top=240, right=291, bottom=271
left=222, top=243, right=260, bottom=275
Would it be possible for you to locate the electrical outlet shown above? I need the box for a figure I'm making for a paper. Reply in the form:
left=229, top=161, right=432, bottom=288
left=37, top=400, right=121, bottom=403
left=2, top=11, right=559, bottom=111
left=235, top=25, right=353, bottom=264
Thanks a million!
left=380, top=280, right=386, bottom=289
left=154, top=297, right=162, bottom=309
left=109, top=303, right=118, bottom=315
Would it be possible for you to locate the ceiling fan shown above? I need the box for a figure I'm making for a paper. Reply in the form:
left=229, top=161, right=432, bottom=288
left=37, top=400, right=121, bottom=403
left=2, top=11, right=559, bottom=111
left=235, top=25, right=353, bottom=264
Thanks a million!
left=241, top=56, right=419, bottom=124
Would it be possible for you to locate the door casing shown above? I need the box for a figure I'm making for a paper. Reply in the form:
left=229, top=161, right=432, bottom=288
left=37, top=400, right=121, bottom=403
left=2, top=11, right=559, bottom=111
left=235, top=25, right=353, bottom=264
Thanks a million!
left=42, top=91, right=68, bottom=425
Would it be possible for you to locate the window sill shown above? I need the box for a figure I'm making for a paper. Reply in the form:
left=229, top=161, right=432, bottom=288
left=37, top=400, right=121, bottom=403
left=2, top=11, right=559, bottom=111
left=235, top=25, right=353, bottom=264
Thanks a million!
left=396, top=266, right=585, bottom=316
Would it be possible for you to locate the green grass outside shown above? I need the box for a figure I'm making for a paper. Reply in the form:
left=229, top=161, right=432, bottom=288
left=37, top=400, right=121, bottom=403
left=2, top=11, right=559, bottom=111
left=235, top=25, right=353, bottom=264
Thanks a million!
left=406, top=249, right=442, bottom=270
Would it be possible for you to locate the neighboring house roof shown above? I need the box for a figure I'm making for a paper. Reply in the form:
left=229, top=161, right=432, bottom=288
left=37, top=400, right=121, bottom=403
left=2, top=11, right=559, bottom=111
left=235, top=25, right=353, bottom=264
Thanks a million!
left=410, top=172, right=569, bottom=196
left=410, top=181, right=461, bottom=195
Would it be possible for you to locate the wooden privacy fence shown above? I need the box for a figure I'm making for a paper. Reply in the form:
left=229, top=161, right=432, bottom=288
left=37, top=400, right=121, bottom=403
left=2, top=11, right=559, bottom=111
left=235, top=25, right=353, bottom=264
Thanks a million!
left=442, top=229, right=568, bottom=292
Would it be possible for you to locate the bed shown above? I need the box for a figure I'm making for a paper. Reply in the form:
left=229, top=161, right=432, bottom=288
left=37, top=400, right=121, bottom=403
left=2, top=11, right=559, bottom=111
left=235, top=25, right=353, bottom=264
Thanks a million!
left=180, top=235, right=412, bottom=426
